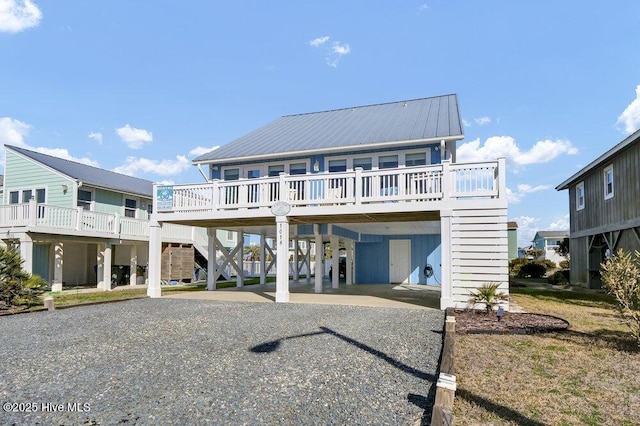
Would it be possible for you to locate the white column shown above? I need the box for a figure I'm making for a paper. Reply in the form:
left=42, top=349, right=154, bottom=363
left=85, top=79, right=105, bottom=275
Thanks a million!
left=314, top=226, right=323, bottom=293
left=331, top=235, right=339, bottom=289
left=236, top=231, right=244, bottom=287
left=440, top=210, right=453, bottom=309
left=97, top=243, right=105, bottom=290
left=275, top=215, right=290, bottom=303
left=293, top=237, right=299, bottom=282
left=346, top=239, right=354, bottom=285
left=18, top=233, right=33, bottom=276
left=207, top=228, right=216, bottom=291
left=103, top=242, right=112, bottom=291
left=305, top=239, right=311, bottom=284
left=147, top=221, right=162, bottom=297
left=260, top=233, right=266, bottom=285
left=130, top=245, right=138, bottom=286
left=52, top=241, right=64, bottom=292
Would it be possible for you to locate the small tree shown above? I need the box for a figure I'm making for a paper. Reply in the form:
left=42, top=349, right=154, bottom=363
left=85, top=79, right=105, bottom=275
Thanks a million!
left=0, top=245, right=46, bottom=310
left=600, top=249, right=640, bottom=345
left=468, top=282, right=509, bottom=313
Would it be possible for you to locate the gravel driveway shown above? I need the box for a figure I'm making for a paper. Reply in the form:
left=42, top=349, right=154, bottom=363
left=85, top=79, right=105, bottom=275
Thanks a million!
left=1, top=299, right=444, bottom=425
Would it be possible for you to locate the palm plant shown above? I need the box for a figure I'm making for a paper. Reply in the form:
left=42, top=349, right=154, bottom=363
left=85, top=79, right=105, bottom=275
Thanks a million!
left=468, top=282, right=509, bottom=314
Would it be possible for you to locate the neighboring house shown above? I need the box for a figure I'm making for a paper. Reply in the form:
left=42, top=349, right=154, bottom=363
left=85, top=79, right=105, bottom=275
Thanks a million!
left=0, top=145, right=235, bottom=290
left=507, top=221, right=518, bottom=261
left=556, top=128, right=640, bottom=288
left=148, top=95, right=509, bottom=310
left=532, top=230, right=568, bottom=266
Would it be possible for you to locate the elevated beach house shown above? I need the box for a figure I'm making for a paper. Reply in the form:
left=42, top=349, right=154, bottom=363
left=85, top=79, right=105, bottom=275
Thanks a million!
left=556, top=128, right=640, bottom=288
left=0, top=145, right=233, bottom=290
left=148, top=95, right=509, bottom=309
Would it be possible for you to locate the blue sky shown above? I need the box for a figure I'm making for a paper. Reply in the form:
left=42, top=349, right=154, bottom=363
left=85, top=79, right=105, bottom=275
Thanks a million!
left=2, top=1, right=640, bottom=246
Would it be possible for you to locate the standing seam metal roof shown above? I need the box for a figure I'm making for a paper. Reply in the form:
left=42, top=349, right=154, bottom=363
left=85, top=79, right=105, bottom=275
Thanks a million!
left=194, top=94, right=463, bottom=163
left=6, top=145, right=153, bottom=197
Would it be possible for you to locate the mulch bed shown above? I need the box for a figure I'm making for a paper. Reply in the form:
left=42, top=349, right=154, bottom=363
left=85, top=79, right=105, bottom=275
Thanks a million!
left=454, top=310, right=570, bottom=335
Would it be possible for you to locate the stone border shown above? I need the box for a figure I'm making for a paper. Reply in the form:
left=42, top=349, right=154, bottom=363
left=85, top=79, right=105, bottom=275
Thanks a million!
left=431, top=307, right=456, bottom=425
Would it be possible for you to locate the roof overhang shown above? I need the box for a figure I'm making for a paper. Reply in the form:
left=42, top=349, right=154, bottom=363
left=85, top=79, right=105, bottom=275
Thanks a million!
left=192, top=135, right=464, bottom=166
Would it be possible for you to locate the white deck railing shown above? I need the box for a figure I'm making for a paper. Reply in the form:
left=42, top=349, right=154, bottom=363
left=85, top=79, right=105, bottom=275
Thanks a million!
left=0, top=201, right=204, bottom=245
left=154, top=159, right=504, bottom=214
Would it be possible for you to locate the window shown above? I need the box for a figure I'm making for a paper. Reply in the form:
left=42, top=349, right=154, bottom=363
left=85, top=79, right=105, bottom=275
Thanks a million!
left=224, top=168, right=240, bottom=181
left=328, top=159, right=347, bottom=173
left=289, top=163, right=307, bottom=175
left=36, top=188, right=45, bottom=203
left=22, top=189, right=32, bottom=203
left=405, top=152, right=427, bottom=167
left=604, top=165, right=614, bottom=200
left=378, top=155, right=398, bottom=169
left=227, top=230, right=234, bottom=241
left=353, top=157, right=372, bottom=170
left=268, top=165, right=285, bottom=177
left=9, top=191, right=19, bottom=204
left=576, top=182, right=585, bottom=210
left=78, top=190, right=93, bottom=210
left=125, top=198, right=137, bottom=218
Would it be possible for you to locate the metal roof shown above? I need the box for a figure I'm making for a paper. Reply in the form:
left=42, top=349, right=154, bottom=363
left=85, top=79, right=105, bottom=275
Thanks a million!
left=6, top=145, right=153, bottom=198
left=534, top=231, right=569, bottom=239
left=194, top=94, right=463, bottom=164
left=556, top=128, right=640, bottom=190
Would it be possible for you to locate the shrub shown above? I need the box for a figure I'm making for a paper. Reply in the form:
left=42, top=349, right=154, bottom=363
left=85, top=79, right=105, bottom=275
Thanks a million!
left=541, top=259, right=557, bottom=271
left=559, top=260, right=570, bottom=269
left=547, top=270, right=570, bottom=285
left=0, top=245, right=45, bottom=310
left=509, top=258, right=529, bottom=276
left=468, top=282, right=509, bottom=313
left=517, top=262, right=547, bottom=278
left=600, top=249, right=640, bottom=346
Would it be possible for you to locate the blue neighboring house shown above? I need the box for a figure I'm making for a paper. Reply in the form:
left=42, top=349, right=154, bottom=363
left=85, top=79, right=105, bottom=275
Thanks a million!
left=147, top=95, right=510, bottom=310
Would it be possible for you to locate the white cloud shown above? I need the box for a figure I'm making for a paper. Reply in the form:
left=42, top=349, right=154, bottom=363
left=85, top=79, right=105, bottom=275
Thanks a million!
left=309, top=35, right=351, bottom=67
left=189, top=145, right=219, bottom=157
left=517, top=184, right=551, bottom=194
left=0, top=116, right=31, bottom=146
left=457, top=136, right=577, bottom=166
left=309, top=36, right=329, bottom=47
left=461, top=118, right=470, bottom=127
left=88, top=131, right=103, bottom=144
left=474, top=116, right=491, bottom=126
left=616, top=84, right=640, bottom=134
left=510, top=215, right=540, bottom=247
left=116, top=124, right=153, bottom=149
left=112, top=155, right=190, bottom=177
left=546, top=215, right=570, bottom=231
left=419, top=4, right=429, bottom=11
left=0, top=0, right=42, bottom=33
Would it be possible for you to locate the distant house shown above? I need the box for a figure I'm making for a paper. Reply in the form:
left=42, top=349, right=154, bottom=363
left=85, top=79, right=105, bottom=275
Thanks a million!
left=532, top=230, right=568, bottom=266
left=556, top=128, right=640, bottom=288
left=0, top=145, right=235, bottom=290
left=149, top=95, right=510, bottom=310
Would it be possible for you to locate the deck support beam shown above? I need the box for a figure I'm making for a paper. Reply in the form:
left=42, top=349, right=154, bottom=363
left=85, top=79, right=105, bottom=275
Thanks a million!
left=147, top=221, right=162, bottom=297
left=206, top=228, right=216, bottom=290
left=331, top=235, right=339, bottom=289
left=236, top=231, right=244, bottom=287
left=346, top=239, right=354, bottom=285
left=275, top=215, right=290, bottom=302
left=52, top=241, right=63, bottom=292
left=314, top=225, right=323, bottom=293
left=440, top=210, right=452, bottom=309
left=259, top=233, right=267, bottom=285
left=130, top=244, right=138, bottom=286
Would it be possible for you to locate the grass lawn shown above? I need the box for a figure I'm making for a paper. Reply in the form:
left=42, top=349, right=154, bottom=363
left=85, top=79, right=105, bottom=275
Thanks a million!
left=454, top=282, right=640, bottom=425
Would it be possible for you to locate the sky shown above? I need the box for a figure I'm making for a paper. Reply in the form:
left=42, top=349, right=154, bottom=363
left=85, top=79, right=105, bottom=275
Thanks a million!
left=1, top=0, right=640, bottom=247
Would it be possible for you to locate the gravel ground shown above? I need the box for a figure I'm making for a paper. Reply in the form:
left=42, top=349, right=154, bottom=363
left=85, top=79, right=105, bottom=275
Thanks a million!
left=0, top=299, right=444, bottom=425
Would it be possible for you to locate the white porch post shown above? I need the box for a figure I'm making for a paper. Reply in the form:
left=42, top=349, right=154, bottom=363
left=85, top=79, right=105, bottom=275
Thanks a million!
left=305, top=239, right=311, bottom=284
left=52, top=241, right=63, bottom=292
left=440, top=210, right=453, bottom=309
left=236, top=231, right=244, bottom=287
left=130, top=244, right=138, bottom=286
left=18, top=233, right=33, bottom=276
left=147, top=221, right=162, bottom=298
left=293, top=236, right=299, bottom=281
left=346, top=239, right=354, bottom=285
left=103, top=242, right=113, bottom=291
left=314, top=225, right=323, bottom=293
left=331, top=235, right=339, bottom=289
left=275, top=215, right=290, bottom=302
left=207, top=228, right=216, bottom=291
left=97, top=243, right=105, bottom=290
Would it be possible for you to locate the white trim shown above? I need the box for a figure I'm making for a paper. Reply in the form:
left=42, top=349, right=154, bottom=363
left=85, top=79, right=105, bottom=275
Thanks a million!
left=576, top=181, right=585, bottom=210
left=7, top=185, right=48, bottom=204
left=603, top=164, right=614, bottom=200
left=193, top=135, right=462, bottom=166
left=221, top=159, right=310, bottom=180
left=325, top=147, right=432, bottom=172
